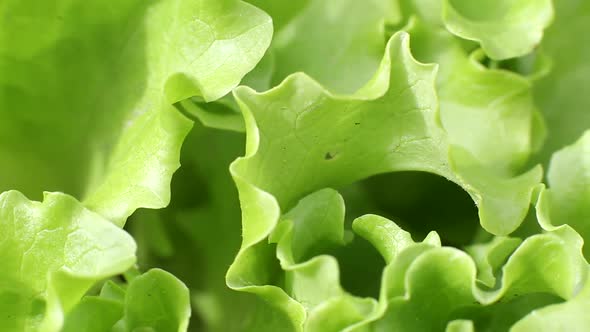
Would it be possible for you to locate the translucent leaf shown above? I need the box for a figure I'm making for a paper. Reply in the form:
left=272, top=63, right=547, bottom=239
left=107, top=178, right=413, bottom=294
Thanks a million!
left=0, top=0, right=272, bottom=225
left=0, top=191, right=135, bottom=331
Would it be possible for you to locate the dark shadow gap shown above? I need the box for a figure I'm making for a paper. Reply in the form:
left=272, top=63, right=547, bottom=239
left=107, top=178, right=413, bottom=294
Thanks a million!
left=343, top=171, right=481, bottom=248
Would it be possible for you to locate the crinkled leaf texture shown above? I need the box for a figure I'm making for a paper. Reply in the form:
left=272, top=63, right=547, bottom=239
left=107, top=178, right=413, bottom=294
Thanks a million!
left=355, top=215, right=587, bottom=331
left=225, top=31, right=549, bottom=330
left=181, top=0, right=402, bottom=132
left=2, top=0, right=589, bottom=331
left=0, top=191, right=136, bottom=332
left=404, top=17, right=545, bottom=173
left=0, top=0, right=272, bottom=330
left=231, top=31, right=539, bottom=239
left=0, top=0, right=272, bottom=226
left=510, top=130, right=590, bottom=331
left=226, top=183, right=589, bottom=331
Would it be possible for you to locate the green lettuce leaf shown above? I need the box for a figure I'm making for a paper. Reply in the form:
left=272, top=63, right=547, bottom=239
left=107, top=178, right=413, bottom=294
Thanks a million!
left=231, top=31, right=539, bottom=237
left=405, top=17, right=543, bottom=173
left=537, top=131, right=590, bottom=257
left=128, top=123, right=270, bottom=332
left=223, top=181, right=588, bottom=331
left=224, top=31, right=546, bottom=330
left=506, top=131, right=590, bottom=331
left=269, top=0, right=400, bottom=93
left=511, top=270, right=590, bottom=331
left=177, top=49, right=276, bottom=133
left=347, top=213, right=584, bottom=331
left=4, top=0, right=590, bottom=330
left=62, top=269, right=190, bottom=332
left=183, top=0, right=401, bottom=132
left=269, top=189, right=377, bottom=331
left=464, top=236, right=522, bottom=289
left=246, top=0, right=311, bottom=31
left=0, top=191, right=136, bottom=332
left=125, top=269, right=191, bottom=332
left=533, top=0, right=590, bottom=162
left=441, top=0, right=553, bottom=60
left=62, top=282, right=126, bottom=332
left=446, top=320, right=475, bottom=332
left=62, top=298, right=124, bottom=332
left=0, top=0, right=272, bottom=225
left=179, top=96, right=247, bottom=133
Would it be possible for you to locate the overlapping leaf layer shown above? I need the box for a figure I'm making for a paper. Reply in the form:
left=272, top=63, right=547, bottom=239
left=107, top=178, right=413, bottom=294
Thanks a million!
left=1, top=0, right=589, bottom=331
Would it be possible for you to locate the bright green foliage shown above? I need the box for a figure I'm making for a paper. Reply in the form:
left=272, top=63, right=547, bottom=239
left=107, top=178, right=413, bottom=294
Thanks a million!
left=128, top=123, right=267, bottom=332
left=232, top=32, right=540, bottom=237
left=227, top=183, right=587, bottom=331
left=538, top=131, right=590, bottom=257
left=0, top=191, right=136, bottom=332
left=184, top=0, right=401, bottom=129
left=347, top=214, right=584, bottom=331
left=125, top=269, right=191, bottom=331
left=62, top=269, right=190, bottom=332
left=246, top=0, right=312, bottom=31
left=511, top=271, right=590, bottom=331
left=465, top=237, right=522, bottom=288
left=0, top=0, right=272, bottom=225
left=446, top=320, right=474, bottom=332
left=268, top=0, right=400, bottom=93
left=405, top=18, right=544, bottom=173
left=61, top=282, right=126, bottom=332
left=442, top=0, right=554, bottom=60
left=2, top=0, right=590, bottom=331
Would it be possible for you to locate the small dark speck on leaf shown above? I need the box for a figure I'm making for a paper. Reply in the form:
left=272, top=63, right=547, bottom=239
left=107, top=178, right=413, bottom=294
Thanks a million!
left=354, top=122, right=360, bottom=125
left=324, top=152, right=334, bottom=160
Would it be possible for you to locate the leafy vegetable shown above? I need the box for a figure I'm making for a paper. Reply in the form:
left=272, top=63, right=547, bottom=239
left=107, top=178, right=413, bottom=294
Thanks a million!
left=533, top=0, right=590, bottom=162
left=0, top=191, right=135, bottom=331
left=405, top=17, right=545, bottom=172
left=2, top=0, right=590, bottom=331
left=537, top=131, right=590, bottom=258
left=442, top=0, right=554, bottom=60
left=62, top=269, right=190, bottom=332
left=0, top=0, right=272, bottom=225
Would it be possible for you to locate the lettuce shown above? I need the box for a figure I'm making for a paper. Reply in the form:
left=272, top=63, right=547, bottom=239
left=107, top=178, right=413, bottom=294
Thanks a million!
left=1, top=0, right=589, bottom=331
